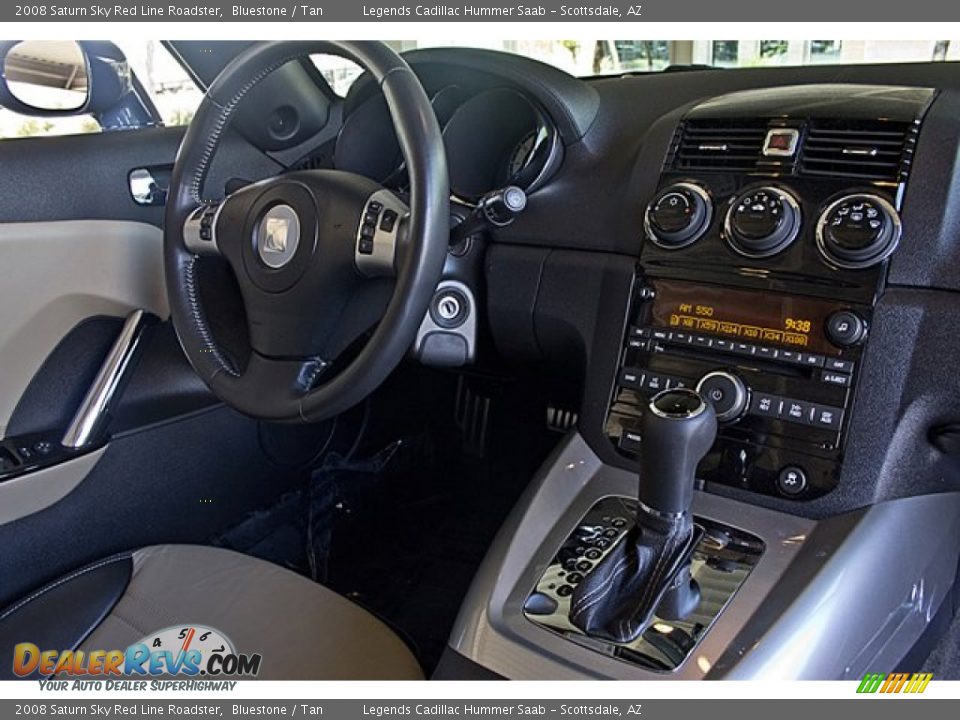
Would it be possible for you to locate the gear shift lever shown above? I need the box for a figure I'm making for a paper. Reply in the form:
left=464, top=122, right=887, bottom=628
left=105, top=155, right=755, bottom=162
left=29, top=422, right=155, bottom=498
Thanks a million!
left=639, top=388, right=717, bottom=515
left=569, top=388, right=717, bottom=643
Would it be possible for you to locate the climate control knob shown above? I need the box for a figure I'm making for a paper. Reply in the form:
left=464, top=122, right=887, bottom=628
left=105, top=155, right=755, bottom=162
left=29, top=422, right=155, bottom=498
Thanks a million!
left=724, top=186, right=802, bottom=258
left=696, top=371, right=749, bottom=424
left=645, top=182, right=713, bottom=249
left=816, top=194, right=901, bottom=269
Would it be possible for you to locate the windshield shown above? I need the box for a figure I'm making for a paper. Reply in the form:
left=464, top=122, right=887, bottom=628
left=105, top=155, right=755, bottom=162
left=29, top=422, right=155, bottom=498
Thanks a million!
left=311, top=40, right=959, bottom=94
left=435, top=40, right=958, bottom=75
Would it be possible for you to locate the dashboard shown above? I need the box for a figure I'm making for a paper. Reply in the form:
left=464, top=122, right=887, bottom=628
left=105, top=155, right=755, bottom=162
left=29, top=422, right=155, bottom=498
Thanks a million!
left=276, top=49, right=960, bottom=519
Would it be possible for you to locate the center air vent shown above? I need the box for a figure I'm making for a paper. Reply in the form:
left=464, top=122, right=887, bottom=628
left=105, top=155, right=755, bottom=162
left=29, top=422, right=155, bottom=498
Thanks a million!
left=671, top=120, right=768, bottom=173
left=800, top=120, right=915, bottom=183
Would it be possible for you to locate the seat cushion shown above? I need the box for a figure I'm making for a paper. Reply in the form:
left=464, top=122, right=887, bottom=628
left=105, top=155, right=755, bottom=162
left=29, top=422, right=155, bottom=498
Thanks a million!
left=3, top=544, right=423, bottom=680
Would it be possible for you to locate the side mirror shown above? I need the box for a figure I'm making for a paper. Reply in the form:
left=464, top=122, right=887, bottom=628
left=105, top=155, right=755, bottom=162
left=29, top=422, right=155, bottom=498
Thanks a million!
left=0, top=40, right=132, bottom=117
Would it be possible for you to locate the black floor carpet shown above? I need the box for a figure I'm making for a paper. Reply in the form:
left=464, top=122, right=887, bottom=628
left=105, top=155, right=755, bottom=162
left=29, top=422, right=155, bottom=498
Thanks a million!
left=211, top=424, right=553, bottom=674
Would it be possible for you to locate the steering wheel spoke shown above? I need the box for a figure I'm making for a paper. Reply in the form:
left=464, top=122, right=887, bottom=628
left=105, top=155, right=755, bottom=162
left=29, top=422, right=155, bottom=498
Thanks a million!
left=355, top=189, right=410, bottom=278
left=182, top=202, right=225, bottom=256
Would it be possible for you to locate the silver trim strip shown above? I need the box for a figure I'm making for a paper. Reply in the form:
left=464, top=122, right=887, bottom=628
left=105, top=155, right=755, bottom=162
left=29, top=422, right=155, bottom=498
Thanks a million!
left=61, top=310, right=147, bottom=449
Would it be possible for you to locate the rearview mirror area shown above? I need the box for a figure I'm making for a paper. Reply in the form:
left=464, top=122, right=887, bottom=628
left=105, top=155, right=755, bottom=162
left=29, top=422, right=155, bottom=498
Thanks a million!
left=0, top=40, right=132, bottom=118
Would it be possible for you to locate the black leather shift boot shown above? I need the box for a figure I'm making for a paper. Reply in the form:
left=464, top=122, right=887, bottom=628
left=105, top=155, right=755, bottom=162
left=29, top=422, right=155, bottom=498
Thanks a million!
left=569, top=508, right=696, bottom=644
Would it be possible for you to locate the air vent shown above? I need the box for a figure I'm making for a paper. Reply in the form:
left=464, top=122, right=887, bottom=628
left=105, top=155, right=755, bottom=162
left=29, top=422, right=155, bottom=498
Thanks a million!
left=800, top=120, right=915, bottom=183
left=671, top=120, right=768, bottom=172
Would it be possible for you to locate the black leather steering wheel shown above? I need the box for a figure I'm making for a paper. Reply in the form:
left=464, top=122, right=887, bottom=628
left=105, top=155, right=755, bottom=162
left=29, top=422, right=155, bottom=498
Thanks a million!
left=164, top=41, right=449, bottom=422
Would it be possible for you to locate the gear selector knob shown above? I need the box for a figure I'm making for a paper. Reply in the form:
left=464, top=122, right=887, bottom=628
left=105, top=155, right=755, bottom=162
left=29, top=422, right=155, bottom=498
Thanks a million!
left=639, top=388, right=718, bottom=516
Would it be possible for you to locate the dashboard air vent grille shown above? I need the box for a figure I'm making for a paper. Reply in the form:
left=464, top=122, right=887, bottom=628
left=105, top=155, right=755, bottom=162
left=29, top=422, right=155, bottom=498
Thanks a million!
left=800, top=120, right=915, bottom=183
left=671, top=120, right=768, bottom=172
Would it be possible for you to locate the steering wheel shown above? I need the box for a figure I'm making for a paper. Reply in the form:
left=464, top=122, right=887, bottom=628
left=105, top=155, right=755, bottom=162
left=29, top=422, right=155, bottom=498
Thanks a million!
left=164, top=42, right=449, bottom=422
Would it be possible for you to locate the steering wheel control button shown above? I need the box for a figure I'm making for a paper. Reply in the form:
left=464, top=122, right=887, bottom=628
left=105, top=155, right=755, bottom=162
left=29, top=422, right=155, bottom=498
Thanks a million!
left=645, top=182, right=713, bottom=249
left=724, top=186, right=801, bottom=258
left=696, top=371, right=749, bottom=423
left=379, top=209, right=398, bottom=232
left=777, top=466, right=808, bottom=497
left=355, top=190, right=409, bottom=278
left=816, top=194, right=901, bottom=269
left=826, top=310, right=867, bottom=348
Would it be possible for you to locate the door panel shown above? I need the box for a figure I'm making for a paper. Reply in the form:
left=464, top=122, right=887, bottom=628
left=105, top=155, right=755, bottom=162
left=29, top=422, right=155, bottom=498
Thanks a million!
left=0, top=219, right=167, bottom=439
left=0, top=115, right=312, bottom=599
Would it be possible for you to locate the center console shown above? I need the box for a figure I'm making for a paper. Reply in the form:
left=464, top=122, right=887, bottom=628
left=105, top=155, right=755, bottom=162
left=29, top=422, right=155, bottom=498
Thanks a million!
left=443, top=84, right=960, bottom=681
left=605, top=84, right=935, bottom=501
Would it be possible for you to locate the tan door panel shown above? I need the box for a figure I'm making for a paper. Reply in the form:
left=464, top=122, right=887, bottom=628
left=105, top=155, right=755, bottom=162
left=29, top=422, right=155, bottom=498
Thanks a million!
left=0, top=220, right=168, bottom=439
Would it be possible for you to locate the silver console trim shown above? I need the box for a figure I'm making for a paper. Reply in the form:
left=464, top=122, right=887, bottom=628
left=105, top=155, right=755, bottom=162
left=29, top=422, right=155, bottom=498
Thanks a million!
left=61, top=309, right=147, bottom=449
left=449, top=432, right=960, bottom=679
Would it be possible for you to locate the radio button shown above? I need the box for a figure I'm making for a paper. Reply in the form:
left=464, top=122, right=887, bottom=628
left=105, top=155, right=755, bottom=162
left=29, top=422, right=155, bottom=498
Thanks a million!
left=799, top=353, right=826, bottom=368
left=825, top=357, right=855, bottom=373
left=810, top=405, right=844, bottom=430
left=756, top=346, right=779, bottom=360
left=619, top=368, right=645, bottom=389
left=826, top=310, right=867, bottom=348
left=821, top=370, right=852, bottom=387
left=780, top=350, right=800, bottom=363
left=696, top=371, right=749, bottom=423
left=751, top=393, right=783, bottom=418
left=734, top=342, right=756, bottom=356
left=630, top=326, right=650, bottom=339
left=644, top=374, right=667, bottom=393
left=777, top=466, right=808, bottom=497
left=784, top=400, right=811, bottom=423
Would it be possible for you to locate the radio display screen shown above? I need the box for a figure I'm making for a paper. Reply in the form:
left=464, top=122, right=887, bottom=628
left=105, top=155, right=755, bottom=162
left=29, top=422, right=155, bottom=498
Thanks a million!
left=649, top=279, right=841, bottom=355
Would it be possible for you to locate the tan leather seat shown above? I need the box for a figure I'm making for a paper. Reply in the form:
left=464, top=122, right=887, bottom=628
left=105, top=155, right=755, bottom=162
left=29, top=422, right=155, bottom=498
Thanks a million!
left=2, top=545, right=422, bottom=680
